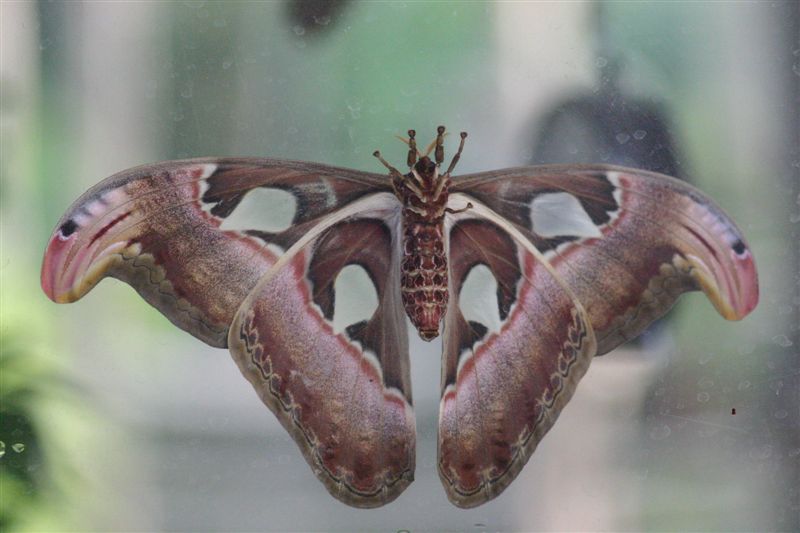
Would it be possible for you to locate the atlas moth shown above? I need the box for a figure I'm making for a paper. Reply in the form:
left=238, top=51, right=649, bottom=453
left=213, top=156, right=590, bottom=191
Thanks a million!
left=41, top=126, right=758, bottom=508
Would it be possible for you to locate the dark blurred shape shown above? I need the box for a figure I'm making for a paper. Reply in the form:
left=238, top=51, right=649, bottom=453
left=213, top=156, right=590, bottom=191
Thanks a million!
left=531, top=58, right=683, bottom=179
left=529, top=54, right=685, bottom=349
left=0, top=339, right=49, bottom=529
left=286, top=0, right=350, bottom=38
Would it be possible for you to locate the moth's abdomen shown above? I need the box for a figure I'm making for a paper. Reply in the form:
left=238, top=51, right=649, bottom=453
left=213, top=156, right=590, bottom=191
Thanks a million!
left=401, top=219, right=448, bottom=341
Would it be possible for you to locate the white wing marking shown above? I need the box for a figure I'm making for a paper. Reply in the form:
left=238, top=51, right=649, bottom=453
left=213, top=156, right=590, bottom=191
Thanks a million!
left=218, top=187, right=297, bottom=232
left=459, top=264, right=503, bottom=334
left=332, top=264, right=379, bottom=335
left=529, top=192, right=602, bottom=239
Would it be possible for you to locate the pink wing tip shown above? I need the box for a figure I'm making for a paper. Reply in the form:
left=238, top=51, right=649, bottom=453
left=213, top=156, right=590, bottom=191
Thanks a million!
left=731, top=250, right=759, bottom=320
left=41, top=229, right=75, bottom=303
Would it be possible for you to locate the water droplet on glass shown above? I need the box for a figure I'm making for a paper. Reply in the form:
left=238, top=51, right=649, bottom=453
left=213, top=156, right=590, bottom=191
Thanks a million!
left=314, top=15, right=331, bottom=26
left=697, top=391, right=710, bottom=403
left=222, top=60, right=232, bottom=70
left=772, top=334, right=793, bottom=347
left=615, top=133, right=630, bottom=144
left=0, top=441, right=5, bottom=458
left=749, top=444, right=772, bottom=460
left=738, top=380, right=751, bottom=391
left=633, top=129, right=647, bottom=140
left=11, top=443, right=24, bottom=453
left=790, top=213, right=800, bottom=224
left=697, top=377, right=714, bottom=389
left=180, top=86, right=193, bottom=99
left=293, top=25, right=306, bottom=36
left=649, top=424, right=671, bottom=440
left=698, top=352, right=715, bottom=365
left=793, top=62, right=800, bottom=77
left=346, top=101, right=362, bottom=120
left=774, top=409, right=788, bottom=419
left=596, top=56, right=608, bottom=68
left=738, top=342, right=756, bottom=356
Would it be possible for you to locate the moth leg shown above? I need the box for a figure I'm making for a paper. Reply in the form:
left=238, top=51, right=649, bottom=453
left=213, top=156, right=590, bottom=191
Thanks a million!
left=421, top=126, right=445, bottom=159
left=406, top=129, right=418, bottom=167
left=403, top=177, right=427, bottom=199
left=373, top=150, right=404, bottom=177
left=444, top=201, right=473, bottom=215
left=444, top=132, right=468, bottom=177
left=445, top=203, right=473, bottom=215
left=394, top=129, right=423, bottom=165
left=373, top=150, right=407, bottom=195
left=434, top=125, right=446, bottom=165
left=432, top=174, right=448, bottom=202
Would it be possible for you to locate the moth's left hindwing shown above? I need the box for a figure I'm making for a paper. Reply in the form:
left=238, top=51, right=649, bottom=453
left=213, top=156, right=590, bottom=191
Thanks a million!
left=41, top=158, right=391, bottom=347
left=439, top=200, right=597, bottom=508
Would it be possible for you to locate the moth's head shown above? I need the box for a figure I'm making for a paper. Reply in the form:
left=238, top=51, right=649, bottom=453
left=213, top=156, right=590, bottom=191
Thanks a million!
left=410, top=155, right=438, bottom=188
left=374, top=126, right=467, bottom=190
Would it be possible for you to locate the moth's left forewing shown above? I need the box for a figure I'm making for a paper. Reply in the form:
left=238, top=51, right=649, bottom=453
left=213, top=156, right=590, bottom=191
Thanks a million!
left=228, top=193, right=415, bottom=508
left=439, top=197, right=597, bottom=507
left=41, top=158, right=391, bottom=347
left=451, top=165, right=758, bottom=355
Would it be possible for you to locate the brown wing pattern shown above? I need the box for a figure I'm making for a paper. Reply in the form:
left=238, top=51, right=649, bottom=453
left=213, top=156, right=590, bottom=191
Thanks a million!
left=228, top=196, right=415, bottom=508
left=452, top=164, right=758, bottom=354
left=41, top=158, right=389, bottom=347
left=439, top=206, right=597, bottom=508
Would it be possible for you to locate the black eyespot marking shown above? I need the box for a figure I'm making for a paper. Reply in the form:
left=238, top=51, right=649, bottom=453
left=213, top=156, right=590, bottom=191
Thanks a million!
left=732, top=239, right=746, bottom=255
left=59, top=219, right=78, bottom=237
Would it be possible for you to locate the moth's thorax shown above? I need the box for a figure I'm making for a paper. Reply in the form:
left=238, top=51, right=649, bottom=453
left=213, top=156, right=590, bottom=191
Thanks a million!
left=397, top=157, right=451, bottom=217
left=396, top=156, right=451, bottom=341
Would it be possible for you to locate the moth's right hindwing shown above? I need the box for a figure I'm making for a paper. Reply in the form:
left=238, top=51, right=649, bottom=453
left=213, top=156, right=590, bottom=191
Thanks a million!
left=228, top=195, right=415, bottom=508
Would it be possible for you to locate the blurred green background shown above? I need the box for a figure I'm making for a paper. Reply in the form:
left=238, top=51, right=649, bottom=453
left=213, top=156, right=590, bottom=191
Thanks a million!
left=1, top=1, right=797, bottom=531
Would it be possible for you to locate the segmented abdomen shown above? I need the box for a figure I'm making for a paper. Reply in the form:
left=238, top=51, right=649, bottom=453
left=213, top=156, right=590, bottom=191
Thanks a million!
left=401, top=219, right=448, bottom=341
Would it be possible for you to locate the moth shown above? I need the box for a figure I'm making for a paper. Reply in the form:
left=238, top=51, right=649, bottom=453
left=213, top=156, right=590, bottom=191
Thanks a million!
left=41, top=126, right=758, bottom=508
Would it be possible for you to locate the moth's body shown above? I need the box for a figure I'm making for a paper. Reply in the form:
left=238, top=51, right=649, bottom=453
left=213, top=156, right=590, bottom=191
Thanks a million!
left=396, top=156, right=450, bottom=341
left=376, top=127, right=467, bottom=341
